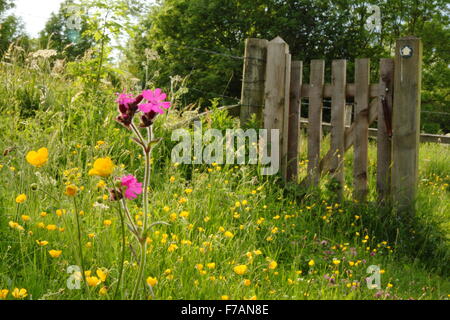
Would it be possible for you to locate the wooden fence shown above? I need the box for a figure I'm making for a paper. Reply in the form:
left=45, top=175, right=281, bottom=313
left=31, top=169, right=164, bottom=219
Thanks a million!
left=240, top=36, right=423, bottom=211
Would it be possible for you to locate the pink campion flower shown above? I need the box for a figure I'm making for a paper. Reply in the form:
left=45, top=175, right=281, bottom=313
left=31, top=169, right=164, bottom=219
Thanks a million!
left=116, top=92, right=135, bottom=106
left=121, top=175, right=143, bottom=200
left=115, top=91, right=144, bottom=128
left=139, top=88, right=171, bottom=114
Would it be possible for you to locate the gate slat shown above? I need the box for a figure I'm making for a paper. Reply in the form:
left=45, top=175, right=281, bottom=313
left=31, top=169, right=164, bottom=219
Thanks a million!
left=263, top=37, right=290, bottom=175
left=286, top=61, right=303, bottom=181
left=353, top=59, right=370, bottom=202
left=330, top=60, right=347, bottom=199
left=377, top=59, right=394, bottom=203
left=307, top=60, right=325, bottom=187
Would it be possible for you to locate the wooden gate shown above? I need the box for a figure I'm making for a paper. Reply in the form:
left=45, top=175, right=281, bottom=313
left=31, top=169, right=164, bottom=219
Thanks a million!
left=240, top=36, right=423, bottom=211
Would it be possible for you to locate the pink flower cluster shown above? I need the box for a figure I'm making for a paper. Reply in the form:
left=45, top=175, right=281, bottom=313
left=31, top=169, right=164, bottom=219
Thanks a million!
left=121, top=175, right=143, bottom=200
left=115, top=89, right=171, bottom=128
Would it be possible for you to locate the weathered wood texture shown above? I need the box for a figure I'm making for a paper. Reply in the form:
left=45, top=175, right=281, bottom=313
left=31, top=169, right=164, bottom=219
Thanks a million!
left=377, top=59, right=395, bottom=203
left=392, top=37, right=423, bottom=212
left=264, top=37, right=290, bottom=177
left=353, top=59, right=370, bottom=202
left=307, top=60, right=325, bottom=187
left=286, top=61, right=303, bottom=181
left=329, top=60, right=347, bottom=199
left=240, top=38, right=269, bottom=127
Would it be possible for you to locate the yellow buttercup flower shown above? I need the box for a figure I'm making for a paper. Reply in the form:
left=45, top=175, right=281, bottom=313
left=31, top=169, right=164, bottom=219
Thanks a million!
left=65, top=185, right=78, bottom=197
left=12, top=288, right=27, bottom=299
left=26, top=147, right=48, bottom=167
left=268, top=260, right=278, bottom=270
left=221, top=295, right=230, bottom=300
left=15, top=194, right=27, bottom=204
left=233, top=265, right=248, bottom=275
left=99, top=287, right=108, bottom=296
left=96, top=269, right=108, bottom=282
left=103, top=220, right=112, bottom=227
left=224, top=231, right=234, bottom=238
left=86, top=276, right=101, bottom=287
left=207, top=263, right=216, bottom=270
left=0, top=289, right=8, bottom=299
left=308, top=259, right=315, bottom=267
left=146, top=277, right=158, bottom=287
left=88, top=157, right=115, bottom=177
left=36, top=240, right=49, bottom=246
left=48, top=250, right=62, bottom=258
left=21, top=215, right=31, bottom=222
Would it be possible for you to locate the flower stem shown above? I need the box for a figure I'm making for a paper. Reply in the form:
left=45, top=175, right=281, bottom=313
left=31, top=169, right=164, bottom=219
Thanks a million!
left=114, top=201, right=126, bottom=300
left=73, top=197, right=89, bottom=296
left=130, top=125, right=152, bottom=300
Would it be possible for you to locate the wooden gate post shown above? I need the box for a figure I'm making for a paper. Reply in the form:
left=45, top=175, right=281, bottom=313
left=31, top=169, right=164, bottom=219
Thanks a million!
left=264, top=37, right=291, bottom=179
left=240, top=38, right=269, bottom=127
left=286, top=61, right=303, bottom=182
left=377, top=58, right=394, bottom=203
left=392, top=37, right=423, bottom=213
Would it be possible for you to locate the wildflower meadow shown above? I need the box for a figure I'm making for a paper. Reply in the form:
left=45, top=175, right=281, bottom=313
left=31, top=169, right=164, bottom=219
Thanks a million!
left=0, top=0, right=449, bottom=303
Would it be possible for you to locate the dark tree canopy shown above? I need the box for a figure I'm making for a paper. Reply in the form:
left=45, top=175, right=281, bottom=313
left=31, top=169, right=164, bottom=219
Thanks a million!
left=127, top=0, right=449, bottom=132
left=38, top=0, right=94, bottom=61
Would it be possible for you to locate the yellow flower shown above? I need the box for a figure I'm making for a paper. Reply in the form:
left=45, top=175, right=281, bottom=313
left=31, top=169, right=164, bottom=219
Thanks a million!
left=207, top=263, right=216, bottom=270
left=97, top=180, right=107, bottom=189
left=169, top=213, right=178, bottom=222
left=103, top=220, right=112, bottom=227
left=36, top=240, right=48, bottom=246
left=96, top=269, right=108, bottom=282
left=0, top=289, right=8, bottom=299
left=169, top=176, right=176, bottom=183
left=40, top=212, right=47, bottom=217
left=46, top=224, right=57, bottom=231
left=26, top=147, right=48, bottom=167
left=48, top=250, right=62, bottom=258
left=168, top=244, right=178, bottom=252
left=65, top=185, right=78, bottom=197
left=221, top=295, right=230, bottom=300
left=268, top=260, right=278, bottom=270
left=308, top=259, right=315, bottom=267
left=387, top=283, right=393, bottom=288
left=233, top=265, right=248, bottom=275
left=88, top=157, right=115, bottom=177
left=86, top=276, right=101, bottom=287
left=224, top=231, right=234, bottom=239
left=12, top=288, right=27, bottom=299
left=332, top=259, right=341, bottom=265
left=15, top=194, right=27, bottom=204
left=185, top=188, right=193, bottom=194
left=179, top=211, right=189, bottom=219
left=99, top=287, right=108, bottom=296
left=146, top=277, right=158, bottom=287
left=243, top=279, right=251, bottom=286
left=21, top=215, right=31, bottom=222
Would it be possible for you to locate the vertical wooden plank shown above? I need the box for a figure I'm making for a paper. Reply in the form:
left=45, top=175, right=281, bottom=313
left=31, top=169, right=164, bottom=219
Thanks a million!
left=377, top=58, right=395, bottom=203
left=307, top=60, right=325, bottom=187
left=330, top=60, right=347, bottom=199
left=353, top=59, right=370, bottom=202
left=286, top=61, right=303, bottom=181
left=345, top=104, right=353, bottom=127
left=240, top=38, right=269, bottom=127
left=264, top=37, right=290, bottom=177
left=282, top=53, right=292, bottom=179
left=392, top=37, right=422, bottom=213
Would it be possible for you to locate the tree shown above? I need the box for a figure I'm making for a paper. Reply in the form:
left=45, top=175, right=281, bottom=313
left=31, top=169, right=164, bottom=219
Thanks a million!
left=127, top=0, right=385, bottom=104
left=0, top=0, right=26, bottom=54
left=38, top=0, right=94, bottom=61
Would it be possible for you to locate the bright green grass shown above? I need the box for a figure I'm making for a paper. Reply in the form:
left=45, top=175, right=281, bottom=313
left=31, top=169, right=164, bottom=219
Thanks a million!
left=0, top=62, right=448, bottom=300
